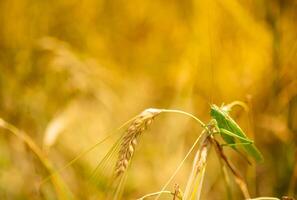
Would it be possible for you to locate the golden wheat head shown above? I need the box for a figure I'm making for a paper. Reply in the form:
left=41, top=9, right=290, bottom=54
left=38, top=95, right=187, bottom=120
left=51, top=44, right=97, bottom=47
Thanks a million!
left=114, top=108, right=161, bottom=177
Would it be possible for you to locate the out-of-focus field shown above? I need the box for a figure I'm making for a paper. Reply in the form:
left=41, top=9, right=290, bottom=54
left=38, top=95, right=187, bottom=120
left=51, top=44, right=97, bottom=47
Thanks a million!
left=0, top=0, right=296, bottom=199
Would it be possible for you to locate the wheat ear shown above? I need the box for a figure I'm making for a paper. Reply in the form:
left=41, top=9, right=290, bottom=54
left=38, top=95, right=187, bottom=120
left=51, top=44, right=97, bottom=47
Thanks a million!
left=114, top=108, right=161, bottom=177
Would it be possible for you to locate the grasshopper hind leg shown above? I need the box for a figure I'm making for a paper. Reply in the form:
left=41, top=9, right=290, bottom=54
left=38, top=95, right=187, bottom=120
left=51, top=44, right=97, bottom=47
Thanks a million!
left=220, top=142, right=253, bottom=147
left=219, top=128, right=254, bottom=143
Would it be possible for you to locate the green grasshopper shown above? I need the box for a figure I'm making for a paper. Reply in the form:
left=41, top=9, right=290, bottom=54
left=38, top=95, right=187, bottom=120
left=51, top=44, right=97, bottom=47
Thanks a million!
left=152, top=102, right=264, bottom=200
left=210, top=103, right=263, bottom=162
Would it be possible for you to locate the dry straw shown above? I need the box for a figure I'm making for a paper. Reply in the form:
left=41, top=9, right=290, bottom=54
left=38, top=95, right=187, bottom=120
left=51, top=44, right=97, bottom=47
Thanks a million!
left=183, top=134, right=211, bottom=200
left=0, top=118, right=73, bottom=200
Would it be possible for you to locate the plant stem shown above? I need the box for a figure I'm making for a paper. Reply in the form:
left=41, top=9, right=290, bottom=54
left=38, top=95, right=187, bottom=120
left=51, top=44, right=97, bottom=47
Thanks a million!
left=0, top=118, right=73, bottom=200
left=136, top=190, right=176, bottom=200
left=154, top=130, right=208, bottom=200
left=160, top=109, right=206, bottom=128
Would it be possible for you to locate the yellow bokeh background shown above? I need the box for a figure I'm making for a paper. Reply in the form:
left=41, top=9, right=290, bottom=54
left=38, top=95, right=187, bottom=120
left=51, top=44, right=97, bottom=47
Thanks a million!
left=0, top=0, right=296, bottom=199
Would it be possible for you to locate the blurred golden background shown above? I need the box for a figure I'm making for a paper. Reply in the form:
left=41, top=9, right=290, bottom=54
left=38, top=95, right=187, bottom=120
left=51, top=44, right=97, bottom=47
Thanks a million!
left=0, top=0, right=296, bottom=199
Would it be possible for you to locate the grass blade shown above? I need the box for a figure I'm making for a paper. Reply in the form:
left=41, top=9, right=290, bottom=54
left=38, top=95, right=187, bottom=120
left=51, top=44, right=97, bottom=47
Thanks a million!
left=183, top=135, right=210, bottom=200
left=0, top=118, right=74, bottom=200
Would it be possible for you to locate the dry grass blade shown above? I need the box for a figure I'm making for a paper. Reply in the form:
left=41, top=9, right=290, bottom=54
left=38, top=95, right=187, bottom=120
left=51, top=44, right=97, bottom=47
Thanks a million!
left=183, top=134, right=211, bottom=200
left=41, top=113, right=138, bottom=185
left=136, top=191, right=176, bottom=200
left=136, top=185, right=182, bottom=200
left=0, top=118, right=73, bottom=200
left=154, top=131, right=207, bottom=200
left=173, top=184, right=181, bottom=200
left=211, top=137, right=250, bottom=199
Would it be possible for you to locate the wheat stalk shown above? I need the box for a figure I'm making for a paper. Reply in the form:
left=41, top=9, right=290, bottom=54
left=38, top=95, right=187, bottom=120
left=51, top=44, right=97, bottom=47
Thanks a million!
left=114, top=108, right=161, bottom=177
left=183, top=134, right=210, bottom=200
left=0, top=118, right=73, bottom=200
left=211, top=137, right=251, bottom=199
